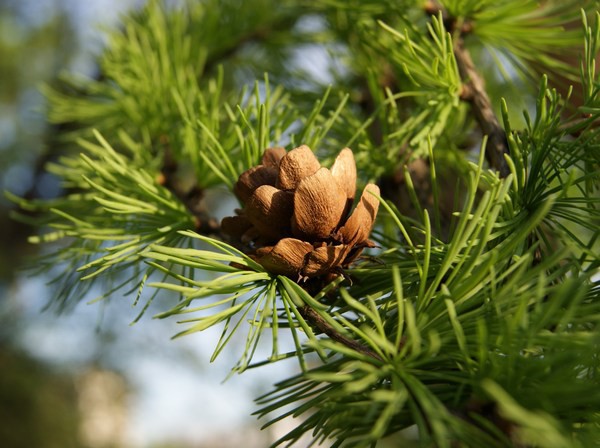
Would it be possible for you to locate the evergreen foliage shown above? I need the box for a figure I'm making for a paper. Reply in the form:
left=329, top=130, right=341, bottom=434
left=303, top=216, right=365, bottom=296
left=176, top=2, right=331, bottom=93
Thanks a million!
left=8, top=0, right=600, bottom=446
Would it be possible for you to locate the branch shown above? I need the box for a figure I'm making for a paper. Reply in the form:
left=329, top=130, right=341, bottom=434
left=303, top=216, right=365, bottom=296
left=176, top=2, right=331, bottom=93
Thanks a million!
left=425, top=1, right=511, bottom=177
left=454, top=39, right=511, bottom=177
left=298, top=305, right=384, bottom=362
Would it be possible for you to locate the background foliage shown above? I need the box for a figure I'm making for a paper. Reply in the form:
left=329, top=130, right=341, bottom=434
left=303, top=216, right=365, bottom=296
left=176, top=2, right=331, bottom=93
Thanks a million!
left=8, top=0, right=600, bottom=446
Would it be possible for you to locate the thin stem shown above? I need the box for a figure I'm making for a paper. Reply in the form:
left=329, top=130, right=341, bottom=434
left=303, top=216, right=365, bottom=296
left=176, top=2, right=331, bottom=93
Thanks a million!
left=425, top=1, right=511, bottom=177
left=454, top=39, right=511, bottom=177
left=298, top=305, right=383, bottom=362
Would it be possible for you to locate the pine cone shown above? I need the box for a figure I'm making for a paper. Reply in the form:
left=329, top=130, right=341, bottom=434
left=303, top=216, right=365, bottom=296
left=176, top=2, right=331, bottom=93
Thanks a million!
left=222, top=145, right=379, bottom=280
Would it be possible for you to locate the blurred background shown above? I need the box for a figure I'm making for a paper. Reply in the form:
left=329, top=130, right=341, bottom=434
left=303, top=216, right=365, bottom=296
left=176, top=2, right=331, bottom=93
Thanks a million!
left=0, top=1, right=311, bottom=446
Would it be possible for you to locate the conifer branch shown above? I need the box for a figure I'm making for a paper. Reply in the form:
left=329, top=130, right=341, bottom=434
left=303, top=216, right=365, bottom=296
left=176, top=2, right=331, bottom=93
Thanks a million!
left=298, top=305, right=383, bottom=362
left=11, top=1, right=600, bottom=445
left=454, top=39, right=511, bottom=178
left=425, top=1, right=511, bottom=178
